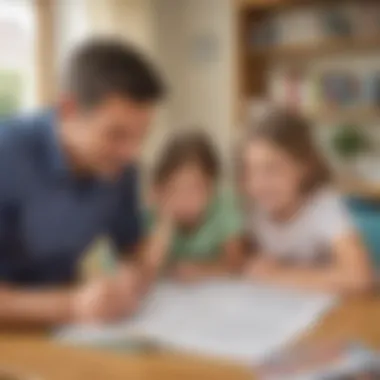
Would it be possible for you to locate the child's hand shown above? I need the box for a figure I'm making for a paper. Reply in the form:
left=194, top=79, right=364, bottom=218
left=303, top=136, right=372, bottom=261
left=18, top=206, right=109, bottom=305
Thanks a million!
left=171, top=263, right=204, bottom=283
left=245, top=257, right=278, bottom=280
left=144, top=217, right=174, bottom=272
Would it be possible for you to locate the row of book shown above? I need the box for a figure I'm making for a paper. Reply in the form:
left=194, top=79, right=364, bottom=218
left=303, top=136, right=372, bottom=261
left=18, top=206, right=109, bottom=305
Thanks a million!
left=251, top=2, right=380, bottom=49
left=270, top=69, right=380, bottom=113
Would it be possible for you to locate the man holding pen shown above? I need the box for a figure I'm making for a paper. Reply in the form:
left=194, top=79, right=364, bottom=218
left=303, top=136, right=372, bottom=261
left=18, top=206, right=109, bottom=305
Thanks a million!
left=0, top=39, right=164, bottom=326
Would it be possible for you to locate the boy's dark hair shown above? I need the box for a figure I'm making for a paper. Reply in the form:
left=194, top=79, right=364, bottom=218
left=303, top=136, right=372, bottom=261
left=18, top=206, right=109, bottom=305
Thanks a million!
left=65, top=38, right=165, bottom=107
left=244, top=108, right=331, bottom=193
left=153, top=131, right=220, bottom=185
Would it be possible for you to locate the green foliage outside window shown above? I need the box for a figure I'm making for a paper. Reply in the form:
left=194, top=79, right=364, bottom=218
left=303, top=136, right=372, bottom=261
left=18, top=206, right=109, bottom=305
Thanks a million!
left=0, top=70, right=22, bottom=118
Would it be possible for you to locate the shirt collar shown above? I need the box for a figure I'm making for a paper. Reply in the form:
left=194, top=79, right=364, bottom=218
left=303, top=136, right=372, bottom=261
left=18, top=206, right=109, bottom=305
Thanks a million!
left=40, top=109, right=128, bottom=186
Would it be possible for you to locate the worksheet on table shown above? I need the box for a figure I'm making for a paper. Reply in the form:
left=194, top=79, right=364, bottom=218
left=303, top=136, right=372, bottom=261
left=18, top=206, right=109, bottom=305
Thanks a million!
left=56, top=280, right=336, bottom=364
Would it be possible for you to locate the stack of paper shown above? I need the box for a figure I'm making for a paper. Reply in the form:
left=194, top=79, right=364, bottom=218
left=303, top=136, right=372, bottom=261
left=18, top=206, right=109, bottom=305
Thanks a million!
left=56, top=280, right=336, bottom=364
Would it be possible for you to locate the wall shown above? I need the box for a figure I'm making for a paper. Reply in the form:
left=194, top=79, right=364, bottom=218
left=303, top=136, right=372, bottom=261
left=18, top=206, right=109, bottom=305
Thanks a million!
left=153, top=0, right=236, bottom=165
left=53, top=0, right=91, bottom=75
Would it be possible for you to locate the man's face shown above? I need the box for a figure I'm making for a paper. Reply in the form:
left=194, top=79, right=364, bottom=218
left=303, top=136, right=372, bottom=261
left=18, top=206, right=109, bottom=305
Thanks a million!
left=62, top=96, right=155, bottom=179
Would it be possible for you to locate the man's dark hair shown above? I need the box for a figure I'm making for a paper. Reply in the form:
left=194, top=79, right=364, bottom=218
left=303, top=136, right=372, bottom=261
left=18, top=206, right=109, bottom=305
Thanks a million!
left=65, top=38, right=165, bottom=107
left=153, top=130, right=220, bottom=186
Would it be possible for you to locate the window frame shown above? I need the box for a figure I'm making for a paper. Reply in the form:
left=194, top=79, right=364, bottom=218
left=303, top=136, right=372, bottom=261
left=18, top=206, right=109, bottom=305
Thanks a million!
left=34, top=0, right=55, bottom=106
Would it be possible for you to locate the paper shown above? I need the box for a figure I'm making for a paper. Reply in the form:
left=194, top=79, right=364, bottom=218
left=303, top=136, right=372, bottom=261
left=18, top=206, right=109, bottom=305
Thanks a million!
left=56, top=280, right=336, bottom=364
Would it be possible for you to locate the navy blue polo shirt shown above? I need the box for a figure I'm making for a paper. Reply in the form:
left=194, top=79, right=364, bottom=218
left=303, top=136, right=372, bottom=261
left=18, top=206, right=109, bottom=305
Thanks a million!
left=0, top=111, right=142, bottom=286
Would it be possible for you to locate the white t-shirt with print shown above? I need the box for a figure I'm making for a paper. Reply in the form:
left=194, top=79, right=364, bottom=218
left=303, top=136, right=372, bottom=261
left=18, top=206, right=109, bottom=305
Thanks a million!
left=249, top=188, right=353, bottom=264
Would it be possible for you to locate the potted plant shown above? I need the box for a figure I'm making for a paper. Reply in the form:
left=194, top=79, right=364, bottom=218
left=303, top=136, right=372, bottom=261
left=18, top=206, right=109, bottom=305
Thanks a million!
left=330, top=123, right=376, bottom=180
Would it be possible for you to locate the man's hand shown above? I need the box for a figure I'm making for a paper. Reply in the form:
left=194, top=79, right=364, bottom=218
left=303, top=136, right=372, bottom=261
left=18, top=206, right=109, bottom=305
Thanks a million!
left=72, top=268, right=140, bottom=324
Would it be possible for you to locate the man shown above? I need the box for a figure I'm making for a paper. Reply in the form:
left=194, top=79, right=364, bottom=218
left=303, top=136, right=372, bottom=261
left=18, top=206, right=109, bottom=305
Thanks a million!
left=0, top=39, right=164, bottom=325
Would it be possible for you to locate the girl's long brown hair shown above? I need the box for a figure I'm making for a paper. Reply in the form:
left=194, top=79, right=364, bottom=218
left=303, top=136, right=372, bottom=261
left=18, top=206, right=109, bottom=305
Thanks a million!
left=243, top=108, right=331, bottom=193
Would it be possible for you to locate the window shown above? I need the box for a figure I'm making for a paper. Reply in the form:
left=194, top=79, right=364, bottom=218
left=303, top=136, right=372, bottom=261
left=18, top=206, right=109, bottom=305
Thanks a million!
left=0, top=0, right=43, bottom=117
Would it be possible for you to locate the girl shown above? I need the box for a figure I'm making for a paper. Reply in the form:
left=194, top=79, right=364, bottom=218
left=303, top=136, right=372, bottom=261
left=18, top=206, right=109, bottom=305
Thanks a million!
left=240, top=108, right=372, bottom=294
left=141, top=131, right=244, bottom=283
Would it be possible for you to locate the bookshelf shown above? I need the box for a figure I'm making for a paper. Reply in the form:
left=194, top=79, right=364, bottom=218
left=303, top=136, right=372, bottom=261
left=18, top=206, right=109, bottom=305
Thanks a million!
left=239, top=0, right=316, bottom=11
left=236, top=0, right=380, bottom=198
left=250, top=35, right=380, bottom=61
left=309, top=106, right=380, bottom=124
left=237, top=0, right=380, bottom=100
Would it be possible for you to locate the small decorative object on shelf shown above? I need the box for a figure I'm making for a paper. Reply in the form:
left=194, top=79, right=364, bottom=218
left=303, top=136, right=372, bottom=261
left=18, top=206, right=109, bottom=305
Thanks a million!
left=250, top=18, right=277, bottom=49
left=330, top=124, right=370, bottom=163
left=365, top=71, right=380, bottom=108
left=283, top=67, right=305, bottom=111
left=318, top=70, right=361, bottom=109
left=348, top=1, right=380, bottom=38
left=321, top=6, right=352, bottom=38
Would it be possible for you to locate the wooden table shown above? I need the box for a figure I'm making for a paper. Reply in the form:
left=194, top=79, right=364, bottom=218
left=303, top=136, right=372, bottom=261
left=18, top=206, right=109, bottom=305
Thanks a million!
left=0, top=295, right=379, bottom=380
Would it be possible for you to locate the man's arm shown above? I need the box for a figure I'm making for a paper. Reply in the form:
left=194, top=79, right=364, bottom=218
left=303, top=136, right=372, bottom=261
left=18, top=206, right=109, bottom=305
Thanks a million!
left=0, top=131, right=77, bottom=326
left=0, top=286, right=74, bottom=327
left=0, top=274, right=144, bottom=327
